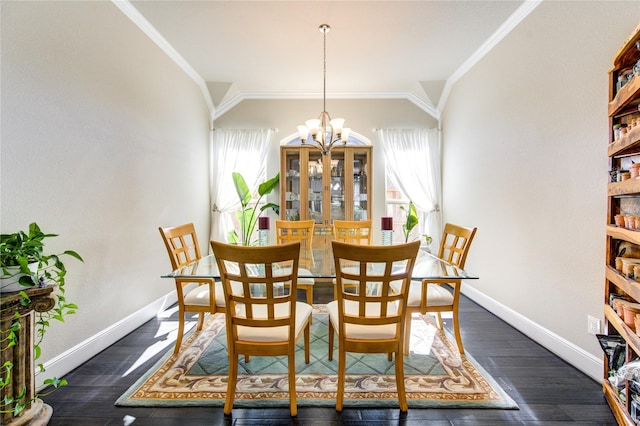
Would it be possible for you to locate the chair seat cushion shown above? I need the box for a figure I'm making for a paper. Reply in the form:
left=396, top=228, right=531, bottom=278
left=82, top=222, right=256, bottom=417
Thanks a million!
left=184, top=284, right=213, bottom=306
left=327, top=300, right=398, bottom=340
left=236, top=301, right=313, bottom=343
left=393, top=280, right=453, bottom=307
left=297, top=268, right=315, bottom=285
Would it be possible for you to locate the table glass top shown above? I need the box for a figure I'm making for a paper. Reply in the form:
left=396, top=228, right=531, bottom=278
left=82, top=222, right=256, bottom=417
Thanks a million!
left=162, top=246, right=477, bottom=281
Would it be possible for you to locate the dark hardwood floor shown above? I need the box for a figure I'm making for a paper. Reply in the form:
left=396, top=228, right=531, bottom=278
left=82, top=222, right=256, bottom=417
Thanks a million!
left=43, top=284, right=616, bottom=425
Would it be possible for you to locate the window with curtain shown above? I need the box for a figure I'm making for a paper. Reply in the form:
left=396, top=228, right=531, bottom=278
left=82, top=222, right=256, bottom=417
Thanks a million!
left=378, top=128, right=443, bottom=249
left=209, top=129, right=273, bottom=243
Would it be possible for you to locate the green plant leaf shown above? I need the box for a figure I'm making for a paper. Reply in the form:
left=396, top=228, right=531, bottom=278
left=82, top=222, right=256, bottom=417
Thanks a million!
left=260, top=202, right=280, bottom=216
left=232, top=172, right=252, bottom=207
left=257, top=173, right=280, bottom=196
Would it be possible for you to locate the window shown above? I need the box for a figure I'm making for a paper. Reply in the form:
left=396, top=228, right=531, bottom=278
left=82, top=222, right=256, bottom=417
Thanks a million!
left=385, top=172, right=426, bottom=244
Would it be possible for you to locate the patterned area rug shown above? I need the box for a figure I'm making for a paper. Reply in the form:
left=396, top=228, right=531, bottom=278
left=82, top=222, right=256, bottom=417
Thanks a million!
left=115, top=306, right=517, bottom=409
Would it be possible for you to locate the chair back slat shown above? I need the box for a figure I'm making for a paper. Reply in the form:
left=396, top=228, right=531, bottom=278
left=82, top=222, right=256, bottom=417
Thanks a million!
left=275, top=220, right=315, bottom=268
left=333, top=220, right=372, bottom=245
left=332, top=240, right=420, bottom=331
left=212, top=241, right=300, bottom=333
left=437, top=223, right=477, bottom=268
left=159, top=223, right=202, bottom=269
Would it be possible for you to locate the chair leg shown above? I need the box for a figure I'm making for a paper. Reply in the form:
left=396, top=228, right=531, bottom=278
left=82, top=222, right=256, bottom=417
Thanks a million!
left=224, top=352, right=238, bottom=415
left=306, top=287, right=313, bottom=305
left=288, top=349, right=297, bottom=417
left=306, top=287, right=313, bottom=324
left=336, top=347, right=346, bottom=412
left=173, top=309, right=186, bottom=355
left=436, top=312, right=444, bottom=329
left=395, top=348, right=408, bottom=412
left=328, top=321, right=334, bottom=361
left=304, top=321, right=310, bottom=364
left=196, top=312, right=205, bottom=331
left=403, top=312, right=412, bottom=355
left=452, top=309, right=464, bottom=354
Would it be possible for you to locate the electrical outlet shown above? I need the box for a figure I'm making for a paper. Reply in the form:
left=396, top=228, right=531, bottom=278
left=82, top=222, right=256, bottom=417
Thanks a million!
left=588, top=315, right=601, bottom=335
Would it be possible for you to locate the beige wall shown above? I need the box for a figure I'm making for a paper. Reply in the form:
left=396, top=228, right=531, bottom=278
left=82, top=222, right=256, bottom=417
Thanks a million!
left=1, top=1, right=210, bottom=365
left=441, top=1, right=638, bottom=368
left=214, top=98, right=438, bottom=242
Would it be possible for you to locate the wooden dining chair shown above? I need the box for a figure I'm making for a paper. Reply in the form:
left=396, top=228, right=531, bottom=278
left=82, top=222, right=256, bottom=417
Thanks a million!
left=275, top=220, right=315, bottom=305
left=210, top=241, right=312, bottom=417
left=159, top=223, right=219, bottom=355
left=333, top=219, right=372, bottom=245
left=402, top=223, right=477, bottom=355
left=332, top=219, right=373, bottom=298
left=328, top=240, right=420, bottom=412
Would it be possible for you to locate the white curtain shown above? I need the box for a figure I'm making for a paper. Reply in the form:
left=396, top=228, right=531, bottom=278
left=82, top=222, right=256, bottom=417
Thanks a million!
left=378, top=128, right=443, bottom=249
left=210, top=129, right=273, bottom=243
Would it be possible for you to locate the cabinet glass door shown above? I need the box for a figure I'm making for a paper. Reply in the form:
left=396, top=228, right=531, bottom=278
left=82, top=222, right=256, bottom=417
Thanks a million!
left=284, top=151, right=301, bottom=221
left=353, top=149, right=369, bottom=220
left=308, top=151, right=324, bottom=224
left=330, top=150, right=346, bottom=223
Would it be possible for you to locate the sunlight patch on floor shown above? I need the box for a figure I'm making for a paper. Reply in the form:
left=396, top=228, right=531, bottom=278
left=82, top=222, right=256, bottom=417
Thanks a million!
left=121, top=319, right=196, bottom=377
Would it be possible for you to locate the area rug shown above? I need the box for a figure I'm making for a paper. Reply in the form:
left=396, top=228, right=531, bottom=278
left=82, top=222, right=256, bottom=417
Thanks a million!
left=115, top=306, right=517, bottom=409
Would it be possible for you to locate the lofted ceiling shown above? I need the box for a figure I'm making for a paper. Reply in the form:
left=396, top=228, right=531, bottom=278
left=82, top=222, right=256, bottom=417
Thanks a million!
left=120, top=1, right=537, bottom=120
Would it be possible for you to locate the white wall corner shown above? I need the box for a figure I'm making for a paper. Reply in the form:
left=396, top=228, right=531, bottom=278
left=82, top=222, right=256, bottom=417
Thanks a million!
left=437, top=0, right=543, bottom=113
left=462, top=285, right=603, bottom=382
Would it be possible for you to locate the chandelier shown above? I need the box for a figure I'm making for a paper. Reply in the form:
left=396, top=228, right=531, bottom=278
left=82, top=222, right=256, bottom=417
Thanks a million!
left=297, top=24, right=350, bottom=155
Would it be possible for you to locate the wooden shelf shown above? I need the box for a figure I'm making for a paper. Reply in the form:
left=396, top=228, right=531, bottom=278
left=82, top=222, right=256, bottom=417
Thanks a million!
left=612, top=23, right=640, bottom=70
left=607, top=225, right=640, bottom=246
left=605, top=304, right=640, bottom=355
left=609, top=73, right=640, bottom=117
left=603, top=380, right=635, bottom=426
left=609, top=125, right=640, bottom=157
left=608, top=179, right=640, bottom=197
left=606, top=265, right=640, bottom=302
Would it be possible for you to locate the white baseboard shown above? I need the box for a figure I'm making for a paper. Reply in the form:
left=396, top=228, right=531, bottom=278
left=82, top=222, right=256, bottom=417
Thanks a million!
left=37, top=292, right=177, bottom=389
left=462, top=284, right=603, bottom=382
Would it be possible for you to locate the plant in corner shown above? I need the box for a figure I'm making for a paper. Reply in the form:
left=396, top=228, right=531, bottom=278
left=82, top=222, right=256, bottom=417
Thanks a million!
left=400, top=201, right=419, bottom=243
left=0, top=222, right=83, bottom=419
left=228, top=172, right=280, bottom=246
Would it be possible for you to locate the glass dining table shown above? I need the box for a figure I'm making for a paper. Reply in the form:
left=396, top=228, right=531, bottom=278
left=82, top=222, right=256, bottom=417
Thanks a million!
left=161, top=245, right=478, bottom=283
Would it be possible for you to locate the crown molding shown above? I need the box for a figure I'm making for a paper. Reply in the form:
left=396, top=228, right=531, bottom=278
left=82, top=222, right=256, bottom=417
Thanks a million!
left=112, top=0, right=215, bottom=117
left=213, top=91, right=440, bottom=121
left=437, top=0, right=542, bottom=112
left=115, top=0, right=537, bottom=126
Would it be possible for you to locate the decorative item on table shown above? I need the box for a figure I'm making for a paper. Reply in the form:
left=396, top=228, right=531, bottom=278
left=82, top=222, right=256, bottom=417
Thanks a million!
left=258, top=217, right=270, bottom=246
left=381, top=217, right=393, bottom=246
left=422, top=234, right=432, bottom=252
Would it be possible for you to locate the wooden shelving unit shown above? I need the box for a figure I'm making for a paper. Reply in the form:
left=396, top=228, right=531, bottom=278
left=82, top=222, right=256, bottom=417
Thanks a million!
left=604, top=24, right=640, bottom=426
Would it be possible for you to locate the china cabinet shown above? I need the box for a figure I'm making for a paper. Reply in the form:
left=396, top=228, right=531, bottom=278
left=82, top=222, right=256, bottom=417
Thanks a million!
left=603, top=24, right=640, bottom=425
left=280, top=143, right=372, bottom=272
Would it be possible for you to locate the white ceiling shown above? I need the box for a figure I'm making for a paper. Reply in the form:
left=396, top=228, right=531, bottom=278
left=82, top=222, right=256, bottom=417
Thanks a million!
left=122, top=1, right=535, bottom=119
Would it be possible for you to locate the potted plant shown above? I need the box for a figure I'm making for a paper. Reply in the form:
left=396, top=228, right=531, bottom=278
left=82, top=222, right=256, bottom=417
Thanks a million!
left=0, top=222, right=83, bottom=420
left=400, top=201, right=419, bottom=243
left=228, top=172, right=280, bottom=246
left=1, top=222, right=83, bottom=292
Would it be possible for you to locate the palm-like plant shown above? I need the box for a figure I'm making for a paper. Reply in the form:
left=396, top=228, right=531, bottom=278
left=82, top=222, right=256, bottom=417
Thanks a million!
left=400, top=201, right=419, bottom=243
left=229, top=172, right=280, bottom=246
